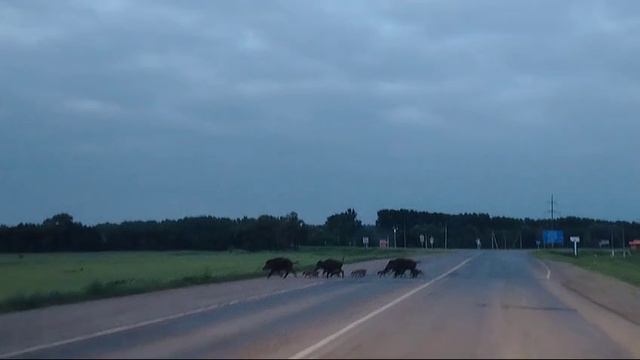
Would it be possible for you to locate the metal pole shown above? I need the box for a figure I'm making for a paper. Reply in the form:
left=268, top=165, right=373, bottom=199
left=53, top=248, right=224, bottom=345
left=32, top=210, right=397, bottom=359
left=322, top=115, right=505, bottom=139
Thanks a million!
left=611, top=230, right=615, bottom=257
left=393, top=226, right=397, bottom=249
left=520, top=231, right=523, bottom=249
left=403, top=217, right=407, bottom=248
left=551, top=193, right=556, bottom=241
left=444, top=224, right=448, bottom=250
left=623, top=227, right=626, bottom=258
left=551, top=194, right=554, bottom=223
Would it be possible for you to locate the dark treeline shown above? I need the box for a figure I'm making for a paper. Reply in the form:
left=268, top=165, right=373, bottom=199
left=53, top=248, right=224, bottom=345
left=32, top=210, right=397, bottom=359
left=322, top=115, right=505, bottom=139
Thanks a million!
left=0, top=213, right=306, bottom=252
left=1, top=209, right=639, bottom=252
left=374, top=209, right=640, bottom=249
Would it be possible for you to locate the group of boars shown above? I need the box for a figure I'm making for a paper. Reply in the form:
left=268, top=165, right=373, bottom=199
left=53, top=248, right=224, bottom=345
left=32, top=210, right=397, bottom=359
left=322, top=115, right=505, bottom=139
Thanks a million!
left=262, top=257, right=423, bottom=279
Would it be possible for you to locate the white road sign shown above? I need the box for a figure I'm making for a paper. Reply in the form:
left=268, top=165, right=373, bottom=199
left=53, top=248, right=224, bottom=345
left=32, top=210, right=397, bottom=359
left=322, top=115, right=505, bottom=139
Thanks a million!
left=570, top=236, right=580, bottom=257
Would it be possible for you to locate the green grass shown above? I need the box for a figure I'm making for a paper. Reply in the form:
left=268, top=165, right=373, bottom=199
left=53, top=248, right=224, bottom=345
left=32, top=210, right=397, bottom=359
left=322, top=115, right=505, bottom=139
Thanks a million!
left=534, top=249, right=640, bottom=287
left=0, top=247, right=432, bottom=313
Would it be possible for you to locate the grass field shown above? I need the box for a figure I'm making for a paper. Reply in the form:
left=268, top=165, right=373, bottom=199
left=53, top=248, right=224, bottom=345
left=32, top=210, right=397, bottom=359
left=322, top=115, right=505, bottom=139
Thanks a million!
left=0, top=247, right=431, bottom=313
left=535, top=249, right=640, bottom=287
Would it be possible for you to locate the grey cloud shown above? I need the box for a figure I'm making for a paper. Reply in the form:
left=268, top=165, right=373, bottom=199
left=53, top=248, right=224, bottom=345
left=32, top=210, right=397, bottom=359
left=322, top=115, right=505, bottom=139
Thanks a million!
left=1, top=0, right=639, bottom=225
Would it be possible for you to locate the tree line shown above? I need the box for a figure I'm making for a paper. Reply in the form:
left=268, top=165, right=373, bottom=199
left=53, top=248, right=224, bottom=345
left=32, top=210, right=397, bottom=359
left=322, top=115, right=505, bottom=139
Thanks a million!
left=374, top=209, right=640, bottom=249
left=0, top=213, right=306, bottom=252
left=0, top=209, right=638, bottom=252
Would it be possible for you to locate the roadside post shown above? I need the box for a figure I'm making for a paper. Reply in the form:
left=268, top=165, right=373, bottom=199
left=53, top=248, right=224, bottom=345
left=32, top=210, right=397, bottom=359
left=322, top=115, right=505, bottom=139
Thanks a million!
left=444, top=224, right=448, bottom=250
left=393, top=226, right=397, bottom=249
left=536, top=240, right=541, bottom=250
left=429, top=236, right=434, bottom=249
left=420, top=234, right=425, bottom=249
left=363, top=236, right=369, bottom=249
left=570, top=236, right=580, bottom=257
left=476, top=238, right=481, bottom=250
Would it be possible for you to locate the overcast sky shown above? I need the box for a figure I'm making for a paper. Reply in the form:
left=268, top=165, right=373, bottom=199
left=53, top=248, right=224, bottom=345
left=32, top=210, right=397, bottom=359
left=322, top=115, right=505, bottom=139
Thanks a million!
left=1, top=0, right=639, bottom=225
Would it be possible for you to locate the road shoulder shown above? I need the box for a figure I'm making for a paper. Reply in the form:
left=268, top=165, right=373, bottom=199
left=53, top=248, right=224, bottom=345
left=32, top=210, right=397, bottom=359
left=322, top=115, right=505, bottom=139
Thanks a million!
left=543, top=259, right=640, bottom=325
left=538, top=258, right=640, bottom=357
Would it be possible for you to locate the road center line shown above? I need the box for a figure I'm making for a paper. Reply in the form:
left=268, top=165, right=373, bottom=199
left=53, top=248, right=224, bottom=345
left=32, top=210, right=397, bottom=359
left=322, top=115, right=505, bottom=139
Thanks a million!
left=289, top=255, right=478, bottom=359
left=0, top=282, right=323, bottom=359
left=537, top=258, right=552, bottom=280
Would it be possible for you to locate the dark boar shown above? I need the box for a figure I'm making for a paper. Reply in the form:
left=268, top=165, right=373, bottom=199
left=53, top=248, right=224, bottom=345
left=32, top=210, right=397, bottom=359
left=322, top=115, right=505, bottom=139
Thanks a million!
left=379, top=258, right=420, bottom=278
left=315, top=258, right=344, bottom=278
left=351, top=269, right=367, bottom=278
left=302, top=270, right=319, bottom=278
left=263, top=257, right=297, bottom=278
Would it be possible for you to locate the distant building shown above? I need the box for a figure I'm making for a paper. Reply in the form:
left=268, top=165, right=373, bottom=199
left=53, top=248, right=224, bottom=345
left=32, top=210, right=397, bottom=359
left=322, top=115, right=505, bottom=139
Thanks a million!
left=629, top=240, right=640, bottom=250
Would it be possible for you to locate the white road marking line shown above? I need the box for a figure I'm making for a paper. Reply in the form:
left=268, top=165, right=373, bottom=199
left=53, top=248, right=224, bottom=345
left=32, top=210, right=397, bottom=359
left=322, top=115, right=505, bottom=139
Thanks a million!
left=537, top=259, right=551, bottom=280
left=0, top=282, right=322, bottom=359
left=289, top=255, right=478, bottom=359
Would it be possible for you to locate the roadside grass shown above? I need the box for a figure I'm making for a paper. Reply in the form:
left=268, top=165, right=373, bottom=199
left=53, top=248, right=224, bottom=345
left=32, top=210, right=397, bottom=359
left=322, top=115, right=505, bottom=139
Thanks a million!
left=534, top=249, right=640, bottom=287
left=0, top=247, right=433, bottom=313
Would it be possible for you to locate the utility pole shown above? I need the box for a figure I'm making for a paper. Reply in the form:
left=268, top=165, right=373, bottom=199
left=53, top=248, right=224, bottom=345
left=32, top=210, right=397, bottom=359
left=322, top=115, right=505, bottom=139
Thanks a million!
left=611, top=229, right=615, bottom=257
left=623, top=227, right=627, bottom=258
left=403, top=217, right=407, bottom=248
left=549, top=194, right=559, bottom=227
left=551, top=194, right=555, bottom=249
left=547, top=194, right=559, bottom=249
left=519, top=231, right=523, bottom=249
left=444, top=224, right=448, bottom=250
left=393, top=226, right=397, bottom=249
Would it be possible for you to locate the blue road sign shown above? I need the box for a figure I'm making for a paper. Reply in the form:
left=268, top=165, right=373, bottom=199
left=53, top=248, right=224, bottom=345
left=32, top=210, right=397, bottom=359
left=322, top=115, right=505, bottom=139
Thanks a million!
left=543, top=230, right=564, bottom=245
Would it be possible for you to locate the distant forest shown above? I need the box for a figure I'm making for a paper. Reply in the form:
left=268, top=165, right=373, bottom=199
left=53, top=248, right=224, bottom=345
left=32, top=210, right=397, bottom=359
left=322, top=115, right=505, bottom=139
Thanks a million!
left=1, top=209, right=639, bottom=252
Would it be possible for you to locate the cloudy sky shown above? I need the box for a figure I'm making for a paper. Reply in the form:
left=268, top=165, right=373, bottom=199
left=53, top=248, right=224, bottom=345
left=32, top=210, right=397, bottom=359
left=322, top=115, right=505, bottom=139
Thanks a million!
left=1, top=0, right=639, bottom=225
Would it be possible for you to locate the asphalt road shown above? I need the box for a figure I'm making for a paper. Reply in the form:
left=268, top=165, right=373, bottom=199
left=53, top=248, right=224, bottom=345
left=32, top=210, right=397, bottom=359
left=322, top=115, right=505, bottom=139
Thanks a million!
left=2, top=250, right=640, bottom=359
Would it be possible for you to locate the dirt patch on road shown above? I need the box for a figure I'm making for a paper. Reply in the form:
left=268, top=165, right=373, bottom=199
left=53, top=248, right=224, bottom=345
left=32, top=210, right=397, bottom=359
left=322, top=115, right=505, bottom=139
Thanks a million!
left=544, top=260, right=640, bottom=325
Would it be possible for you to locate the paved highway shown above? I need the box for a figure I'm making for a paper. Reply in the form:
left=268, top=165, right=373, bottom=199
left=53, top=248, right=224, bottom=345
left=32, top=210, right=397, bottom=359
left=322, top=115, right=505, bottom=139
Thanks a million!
left=2, top=251, right=640, bottom=359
